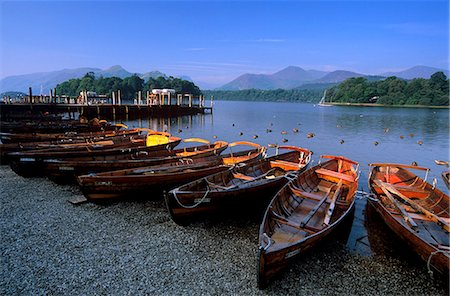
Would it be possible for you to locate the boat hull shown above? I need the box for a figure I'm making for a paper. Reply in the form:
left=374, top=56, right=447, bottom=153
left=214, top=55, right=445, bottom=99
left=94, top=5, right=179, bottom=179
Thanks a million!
left=258, top=201, right=355, bottom=288
left=367, top=198, right=449, bottom=275
left=77, top=164, right=229, bottom=202
left=368, top=163, right=450, bottom=276
left=166, top=175, right=290, bottom=225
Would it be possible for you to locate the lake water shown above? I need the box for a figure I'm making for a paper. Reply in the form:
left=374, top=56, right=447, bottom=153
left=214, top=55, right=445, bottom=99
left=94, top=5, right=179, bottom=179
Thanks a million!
left=126, top=100, right=449, bottom=255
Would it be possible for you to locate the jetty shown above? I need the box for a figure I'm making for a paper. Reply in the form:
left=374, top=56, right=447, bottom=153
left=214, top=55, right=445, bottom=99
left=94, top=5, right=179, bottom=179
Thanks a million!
left=1, top=87, right=212, bottom=120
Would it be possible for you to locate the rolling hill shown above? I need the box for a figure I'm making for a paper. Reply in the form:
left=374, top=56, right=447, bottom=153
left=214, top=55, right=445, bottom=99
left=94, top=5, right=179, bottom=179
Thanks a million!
left=219, top=66, right=328, bottom=90
left=0, top=66, right=173, bottom=94
left=382, top=65, right=449, bottom=80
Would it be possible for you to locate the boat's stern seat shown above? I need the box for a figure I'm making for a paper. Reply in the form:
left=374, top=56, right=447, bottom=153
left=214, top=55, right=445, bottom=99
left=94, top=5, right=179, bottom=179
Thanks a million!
left=315, top=168, right=355, bottom=185
left=270, top=160, right=300, bottom=171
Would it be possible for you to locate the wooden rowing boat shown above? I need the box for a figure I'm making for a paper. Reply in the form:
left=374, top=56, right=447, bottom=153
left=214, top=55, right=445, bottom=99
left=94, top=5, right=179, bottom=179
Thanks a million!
left=76, top=141, right=266, bottom=201
left=0, top=127, right=138, bottom=144
left=8, top=132, right=182, bottom=177
left=165, top=146, right=312, bottom=225
left=442, top=171, right=450, bottom=190
left=0, top=129, right=144, bottom=165
left=0, top=119, right=120, bottom=134
left=368, top=163, right=450, bottom=276
left=257, top=155, right=359, bottom=288
left=43, top=138, right=228, bottom=184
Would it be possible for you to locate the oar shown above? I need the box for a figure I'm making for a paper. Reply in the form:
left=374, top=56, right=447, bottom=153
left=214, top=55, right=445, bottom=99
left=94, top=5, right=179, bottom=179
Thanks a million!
left=374, top=180, right=418, bottom=230
left=379, top=181, right=449, bottom=232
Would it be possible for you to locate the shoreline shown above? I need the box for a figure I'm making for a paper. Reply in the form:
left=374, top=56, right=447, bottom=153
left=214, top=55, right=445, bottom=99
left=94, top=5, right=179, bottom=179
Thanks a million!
left=1, top=166, right=448, bottom=294
left=320, top=102, right=450, bottom=109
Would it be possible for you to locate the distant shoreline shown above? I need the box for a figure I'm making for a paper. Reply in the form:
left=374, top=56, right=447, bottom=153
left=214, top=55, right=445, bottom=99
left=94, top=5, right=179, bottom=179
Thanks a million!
left=320, top=102, right=449, bottom=109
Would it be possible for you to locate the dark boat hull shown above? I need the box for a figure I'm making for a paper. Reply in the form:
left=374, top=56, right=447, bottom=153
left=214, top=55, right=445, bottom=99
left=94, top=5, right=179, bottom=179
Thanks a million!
left=43, top=143, right=228, bottom=184
left=166, top=147, right=312, bottom=225
left=9, top=140, right=181, bottom=178
left=77, top=163, right=229, bottom=201
left=166, top=175, right=290, bottom=225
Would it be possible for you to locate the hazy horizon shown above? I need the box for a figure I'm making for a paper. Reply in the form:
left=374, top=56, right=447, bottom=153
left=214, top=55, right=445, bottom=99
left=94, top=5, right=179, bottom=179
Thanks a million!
left=1, top=0, right=448, bottom=88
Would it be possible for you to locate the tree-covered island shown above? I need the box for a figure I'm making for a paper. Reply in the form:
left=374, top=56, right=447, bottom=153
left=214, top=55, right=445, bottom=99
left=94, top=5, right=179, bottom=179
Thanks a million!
left=325, top=72, right=449, bottom=106
left=56, top=73, right=201, bottom=99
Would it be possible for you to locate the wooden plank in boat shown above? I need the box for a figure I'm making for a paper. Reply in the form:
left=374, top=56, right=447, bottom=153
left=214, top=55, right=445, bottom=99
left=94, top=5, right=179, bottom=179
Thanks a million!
left=316, top=168, right=354, bottom=183
left=393, top=184, right=427, bottom=194
left=419, top=220, right=450, bottom=246
left=300, top=194, right=329, bottom=228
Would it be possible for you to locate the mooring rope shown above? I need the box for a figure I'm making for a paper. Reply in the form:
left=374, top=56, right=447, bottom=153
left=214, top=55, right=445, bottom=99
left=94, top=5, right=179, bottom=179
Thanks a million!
left=426, top=249, right=447, bottom=279
left=172, top=187, right=211, bottom=209
left=356, top=190, right=379, bottom=202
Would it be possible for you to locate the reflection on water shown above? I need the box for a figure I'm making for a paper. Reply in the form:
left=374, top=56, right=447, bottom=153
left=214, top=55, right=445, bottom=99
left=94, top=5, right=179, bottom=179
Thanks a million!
left=123, top=100, right=449, bottom=256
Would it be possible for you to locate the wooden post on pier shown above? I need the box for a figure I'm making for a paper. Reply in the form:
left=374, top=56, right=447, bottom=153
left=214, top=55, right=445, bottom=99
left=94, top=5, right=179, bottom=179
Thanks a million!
left=211, top=95, right=214, bottom=108
left=28, top=87, right=33, bottom=105
left=50, top=89, right=53, bottom=104
left=54, top=88, right=57, bottom=103
left=112, top=91, right=116, bottom=105
left=138, top=91, right=142, bottom=105
left=188, top=94, right=192, bottom=107
left=118, top=90, right=121, bottom=106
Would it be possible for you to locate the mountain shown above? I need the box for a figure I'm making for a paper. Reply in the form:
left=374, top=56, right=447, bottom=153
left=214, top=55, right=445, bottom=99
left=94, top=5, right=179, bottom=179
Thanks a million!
left=0, top=67, right=100, bottom=94
left=0, top=66, right=172, bottom=93
left=96, top=65, right=132, bottom=78
left=141, top=71, right=167, bottom=81
left=219, top=66, right=328, bottom=90
left=313, top=70, right=365, bottom=83
left=382, top=65, right=449, bottom=80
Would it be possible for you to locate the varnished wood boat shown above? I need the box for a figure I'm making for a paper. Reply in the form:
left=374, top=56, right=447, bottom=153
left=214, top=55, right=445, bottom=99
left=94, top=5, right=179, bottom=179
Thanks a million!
left=43, top=138, right=228, bottom=184
left=0, top=119, right=120, bottom=134
left=368, top=163, right=450, bottom=276
left=76, top=141, right=266, bottom=201
left=257, top=155, right=359, bottom=288
left=0, top=129, right=144, bottom=164
left=442, top=171, right=450, bottom=190
left=0, top=127, right=138, bottom=144
left=165, top=146, right=312, bottom=225
left=8, top=133, right=182, bottom=177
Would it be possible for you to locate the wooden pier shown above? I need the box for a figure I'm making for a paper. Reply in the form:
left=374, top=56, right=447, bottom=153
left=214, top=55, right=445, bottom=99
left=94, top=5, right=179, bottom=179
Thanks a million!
left=1, top=88, right=213, bottom=120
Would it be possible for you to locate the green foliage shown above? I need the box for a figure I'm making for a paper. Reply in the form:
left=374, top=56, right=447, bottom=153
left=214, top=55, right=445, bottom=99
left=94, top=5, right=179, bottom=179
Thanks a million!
left=143, top=76, right=201, bottom=96
left=326, top=72, right=449, bottom=106
left=56, top=73, right=201, bottom=99
left=203, top=89, right=322, bottom=102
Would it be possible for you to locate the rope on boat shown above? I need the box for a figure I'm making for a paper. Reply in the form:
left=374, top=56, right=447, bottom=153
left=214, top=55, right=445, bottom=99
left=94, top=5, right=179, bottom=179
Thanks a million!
left=172, top=187, right=210, bottom=209
left=356, top=190, right=379, bottom=202
left=284, top=172, right=298, bottom=182
left=426, top=249, right=447, bottom=279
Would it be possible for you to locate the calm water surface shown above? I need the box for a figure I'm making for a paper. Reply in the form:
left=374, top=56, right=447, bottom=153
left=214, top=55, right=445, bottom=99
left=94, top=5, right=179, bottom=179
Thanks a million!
left=126, top=100, right=449, bottom=255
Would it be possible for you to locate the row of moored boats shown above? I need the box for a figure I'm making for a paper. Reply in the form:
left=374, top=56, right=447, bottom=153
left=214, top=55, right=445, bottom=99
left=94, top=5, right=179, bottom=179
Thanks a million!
left=0, top=119, right=448, bottom=288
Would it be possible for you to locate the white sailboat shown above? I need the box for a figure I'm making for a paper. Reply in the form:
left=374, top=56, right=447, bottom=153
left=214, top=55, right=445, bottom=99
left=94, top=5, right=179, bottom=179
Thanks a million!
left=318, top=89, right=332, bottom=107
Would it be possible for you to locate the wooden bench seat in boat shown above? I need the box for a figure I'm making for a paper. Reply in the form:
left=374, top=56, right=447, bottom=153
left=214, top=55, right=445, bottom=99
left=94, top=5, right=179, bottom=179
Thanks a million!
left=391, top=184, right=427, bottom=194
left=233, top=172, right=254, bottom=181
left=290, top=188, right=324, bottom=201
left=315, top=168, right=355, bottom=183
left=270, top=160, right=299, bottom=170
left=271, top=210, right=321, bottom=234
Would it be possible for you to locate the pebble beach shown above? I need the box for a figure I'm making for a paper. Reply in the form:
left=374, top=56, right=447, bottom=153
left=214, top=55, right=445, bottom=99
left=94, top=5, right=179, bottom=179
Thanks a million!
left=1, top=166, right=448, bottom=295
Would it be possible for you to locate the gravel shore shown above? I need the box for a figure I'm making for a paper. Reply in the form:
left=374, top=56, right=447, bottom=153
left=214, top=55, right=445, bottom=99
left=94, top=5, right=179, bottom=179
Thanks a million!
left=1, top=166, right=448, bottom=295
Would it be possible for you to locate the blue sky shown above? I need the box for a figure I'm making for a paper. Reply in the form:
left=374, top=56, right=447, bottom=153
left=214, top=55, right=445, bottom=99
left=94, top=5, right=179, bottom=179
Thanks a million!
left=1, top=0, right=448, bottom=87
